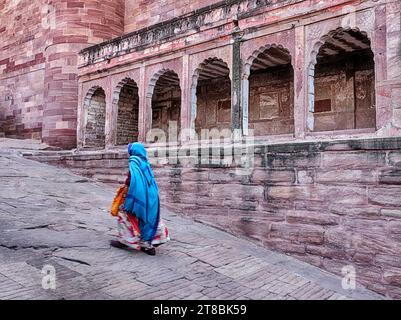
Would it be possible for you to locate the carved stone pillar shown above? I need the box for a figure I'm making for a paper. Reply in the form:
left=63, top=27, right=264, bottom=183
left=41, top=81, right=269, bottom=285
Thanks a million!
left=241, top=77, right=249, bottom=136
left=294, top=25, right=307, bottom=138
left=138, top=66, right=147, bottom=142
left=231, top=25, right=244, bottom=139
left=105, top=77, right=117, bottom=149
left=180, top=54, right=191, bottom=142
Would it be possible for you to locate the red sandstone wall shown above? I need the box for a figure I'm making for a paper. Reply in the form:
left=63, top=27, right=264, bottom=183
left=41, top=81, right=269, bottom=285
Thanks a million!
left=25, top=137, right=401, bottom=299
left=0, top=0, right=48, bottom=139
left=124, top=0, right=216, bottom=33
left=42, top=0, right=125, bottom=149
left=0, top=0, right=125, bottom=146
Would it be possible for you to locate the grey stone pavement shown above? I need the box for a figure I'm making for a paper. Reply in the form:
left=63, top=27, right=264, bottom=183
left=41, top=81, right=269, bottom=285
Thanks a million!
left=0, top=146, right=384, bottom=300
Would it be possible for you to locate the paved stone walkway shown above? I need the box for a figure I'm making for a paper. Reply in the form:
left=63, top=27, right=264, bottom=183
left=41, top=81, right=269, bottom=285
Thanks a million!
left=0, top=148, right=383, bottom=300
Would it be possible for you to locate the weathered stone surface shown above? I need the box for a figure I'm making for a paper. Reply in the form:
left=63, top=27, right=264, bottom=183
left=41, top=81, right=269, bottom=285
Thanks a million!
left=267, top=185, right=367, bottom=205
left=305, top=245, right=347, bottom=260
left=380, top=208, right=401, bottom=219
left=286, top=210, right=340, bottom=226
left=297, top=170, right=314, bottom=184
left=209, top=170, right=250, bottom=183
left=23, top=136, right=401, bottom=299
left=375, top=254, right=401, bottom=269
left=378, top=169, right=401, bottom=185
left=388, top=152, right=401, bottom=167
left=351, top=252, right=375, bottom=265
left=269, top=223, right=325, bottom=245
left=211, top=184, right=264, bottom=200
left=368, top=187, right=401, bottom=207
left=264, top=239, right=306, bottom=255
left=3, top=149, right=384, bottom=300
left=252, top=169, right=296, bottom=184
left=329, top=204, right=380, bottom=218
left=322, top=152, right=386, bottom=169
left=316, top=169, right=377, bottom=184
left=266, top=153, right=321, bottom=169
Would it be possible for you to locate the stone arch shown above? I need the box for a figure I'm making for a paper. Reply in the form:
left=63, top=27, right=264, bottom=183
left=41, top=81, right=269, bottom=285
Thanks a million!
left=113, top=77, right=140, bottom=145
left=243, top=45, right=294, bottom=136
left=146, top=69, right=181, bottom=143
left=308, top=27, right=372, bottom=70
left=83, top=86, right=106, bottom=148
left=190, top=57, right=231, bottom=135
left=243, top=44, right=291, bottom=80
left=307, top=27, right=376, bottom=132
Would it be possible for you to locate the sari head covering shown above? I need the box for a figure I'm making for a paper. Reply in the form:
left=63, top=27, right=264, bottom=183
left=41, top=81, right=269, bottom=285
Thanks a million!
left=124, top=143, right=160, bottom=242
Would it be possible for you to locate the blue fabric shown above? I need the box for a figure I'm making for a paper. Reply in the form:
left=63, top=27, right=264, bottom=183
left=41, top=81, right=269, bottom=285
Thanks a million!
left=124, top=143, right=160, bottom=242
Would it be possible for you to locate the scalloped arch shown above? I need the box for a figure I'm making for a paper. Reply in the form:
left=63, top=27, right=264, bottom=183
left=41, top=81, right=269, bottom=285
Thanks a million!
left=146, top=68, right=181, bottom=98
left=243, top=44, right=292, bottom=79
left=83, top=85, right=106, bottom=107
left=191, top=57, right=231, bottom=89
left=309, top=27, right=372, bottom=68
left=112, top=77, right=139, bottom=104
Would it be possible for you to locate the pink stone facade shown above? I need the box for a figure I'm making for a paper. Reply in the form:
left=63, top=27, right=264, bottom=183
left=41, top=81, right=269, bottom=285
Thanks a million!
left=0, top=0, right=124, bottom=147
left=3, top=0, right=401, bottom=299
left=77, top=0, right=401, bottom=148
left=124, top=0, right=214, bottom=33
left=26, top=137, right=401, bottom=298
left=2, top=0, right=400, bottom=147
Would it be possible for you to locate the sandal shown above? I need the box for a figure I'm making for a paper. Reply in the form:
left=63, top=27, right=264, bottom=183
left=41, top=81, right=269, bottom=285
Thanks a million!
left=141, top=247, right=156, bottom=256
left=110, top=240, right=128, bottom=249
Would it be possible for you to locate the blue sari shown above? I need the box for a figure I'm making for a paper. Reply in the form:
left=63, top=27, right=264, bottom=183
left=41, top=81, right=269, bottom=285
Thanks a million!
left=124, top=143, right=160, bottom=242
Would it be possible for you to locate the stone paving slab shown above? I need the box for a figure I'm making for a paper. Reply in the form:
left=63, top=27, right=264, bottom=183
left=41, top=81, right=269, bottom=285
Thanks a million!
left=0, top=149, right=385, bottom=300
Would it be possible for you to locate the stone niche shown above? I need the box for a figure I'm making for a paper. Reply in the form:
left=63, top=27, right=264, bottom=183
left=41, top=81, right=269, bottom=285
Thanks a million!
left=313, top=40, right=376, bottom=132
left=248, top=65, right=294, bottom=136
left=84, top=88, right=106, bottom=148
left=195, top=77, right=232, bottom=134
left=117, top=82, right=139, bottom=145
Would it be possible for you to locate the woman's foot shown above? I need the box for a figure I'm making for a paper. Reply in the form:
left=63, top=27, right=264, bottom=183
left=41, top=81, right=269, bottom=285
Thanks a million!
left=110, top=240, right=128, bottom=249
left=141, top=247, right=156, bottom=256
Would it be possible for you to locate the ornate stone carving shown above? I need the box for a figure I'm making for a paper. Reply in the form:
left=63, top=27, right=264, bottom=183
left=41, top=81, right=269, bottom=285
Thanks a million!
left=79, top=0, right=274, bottom=66
left=356, top=9, right=374, bottom=33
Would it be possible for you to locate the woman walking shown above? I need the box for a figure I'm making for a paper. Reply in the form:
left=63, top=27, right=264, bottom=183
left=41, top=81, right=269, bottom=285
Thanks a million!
left=110, top=143, right=169, bottom=256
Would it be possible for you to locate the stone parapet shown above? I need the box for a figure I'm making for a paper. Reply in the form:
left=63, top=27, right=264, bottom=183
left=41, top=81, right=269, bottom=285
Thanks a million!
left=79, top=0, right=275, bottom=67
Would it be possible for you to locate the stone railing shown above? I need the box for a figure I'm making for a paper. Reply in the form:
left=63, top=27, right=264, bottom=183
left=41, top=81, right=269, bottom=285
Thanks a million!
left=79, top=0, right=276, bottom=66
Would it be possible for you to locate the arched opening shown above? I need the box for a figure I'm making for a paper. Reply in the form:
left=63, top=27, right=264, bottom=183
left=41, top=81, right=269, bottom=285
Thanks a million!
left=150, top=70, right=181, bottom=143
left=114, top=78, right=139, bottom=145
left=310, top=28, right=376, bottom=132
left=83, top=87, right=106, bottom=148
left=192, top=58, right=231, bottom=135
left=246, top=46, right=294, bottom=136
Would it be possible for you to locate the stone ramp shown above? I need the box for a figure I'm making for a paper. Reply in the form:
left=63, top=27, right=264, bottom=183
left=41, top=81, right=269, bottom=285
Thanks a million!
left=0, top=151, right=384, bottom=300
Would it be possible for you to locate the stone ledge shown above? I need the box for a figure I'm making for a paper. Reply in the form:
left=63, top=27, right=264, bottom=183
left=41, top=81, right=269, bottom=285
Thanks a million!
left=22, top=136, right=401, bottom=163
